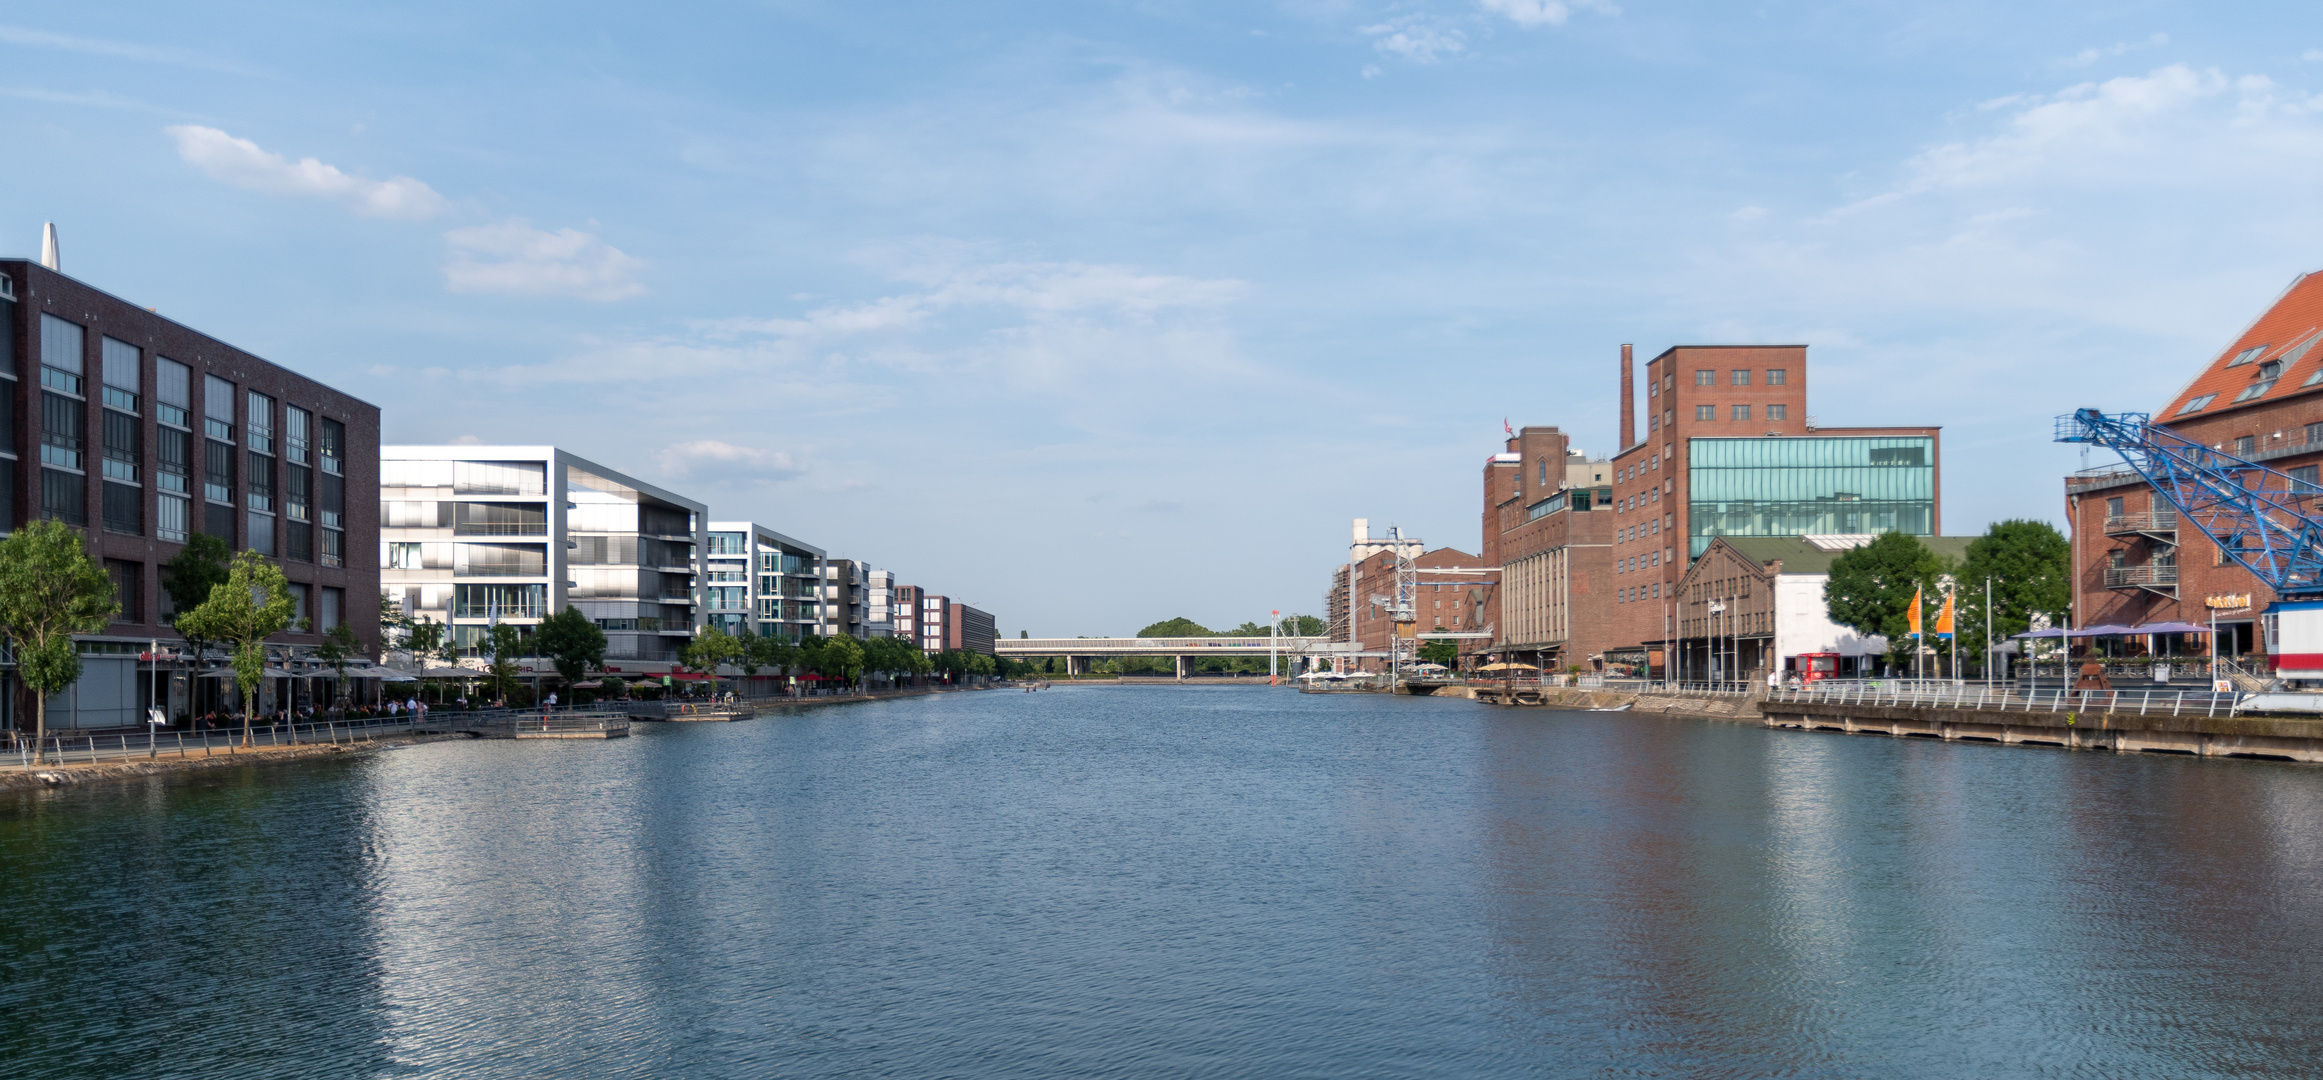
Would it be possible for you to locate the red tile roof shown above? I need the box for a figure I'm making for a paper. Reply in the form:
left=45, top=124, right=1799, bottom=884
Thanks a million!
left=2161, top=272, right=2323, bottom=421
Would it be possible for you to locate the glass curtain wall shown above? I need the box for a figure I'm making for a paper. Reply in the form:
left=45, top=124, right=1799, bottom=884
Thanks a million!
left=1685, top=436, right=1935, bottom=558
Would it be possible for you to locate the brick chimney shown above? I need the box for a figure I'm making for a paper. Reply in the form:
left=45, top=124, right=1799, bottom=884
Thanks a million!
left=1618, top=343, right=1635, bottom=451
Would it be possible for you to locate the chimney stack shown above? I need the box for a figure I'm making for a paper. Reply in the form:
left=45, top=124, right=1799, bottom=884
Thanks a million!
left=40, top=222, right=59, bottom=271
left=1618, top=343, right=1635, bottom=451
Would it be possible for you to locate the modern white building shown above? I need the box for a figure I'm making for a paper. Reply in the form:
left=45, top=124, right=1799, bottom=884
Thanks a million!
left=705, top=521, right=825, bottom=642
left=865, top=568, right=898, bottom=638
left=381, top=446, right=705, bottom=667
left=1676, top=534, right=1976, bottom=681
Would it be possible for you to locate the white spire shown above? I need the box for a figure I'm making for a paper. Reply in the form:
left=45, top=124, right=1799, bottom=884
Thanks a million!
left=39, top=222, right=59, bottom=271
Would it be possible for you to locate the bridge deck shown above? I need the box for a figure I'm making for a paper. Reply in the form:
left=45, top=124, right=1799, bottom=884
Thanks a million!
left=997, top=636, right=1340, bottom=656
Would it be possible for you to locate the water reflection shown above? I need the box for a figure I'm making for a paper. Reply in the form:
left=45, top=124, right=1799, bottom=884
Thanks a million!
left=4, top=691, right=2322, bottom=1078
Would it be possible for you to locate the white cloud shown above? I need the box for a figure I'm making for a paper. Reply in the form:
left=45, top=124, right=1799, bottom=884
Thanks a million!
left=1363, top=18, right=1465, bottom=62
left=2061, top=33, right=2169, bottom=68
left=0, top=24, right=251, bottom=72
left=166, top=125, right=448, bottom=220
left=2304, top=49, right=2323, bottom=63
left=1477, top=0, right=1616, bottom=28
left=654, top=440, right=805, bottom=481
left=713, top=258, right=1242, bottom=342
left=441, top=219, right=646, bottom=301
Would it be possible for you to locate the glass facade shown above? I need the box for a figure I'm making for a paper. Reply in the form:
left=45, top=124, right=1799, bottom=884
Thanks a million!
left=1685, top=436, right=1935, bottom=557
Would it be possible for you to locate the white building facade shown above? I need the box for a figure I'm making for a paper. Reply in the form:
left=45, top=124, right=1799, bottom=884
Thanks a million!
left=705, top=521, right=825, bottom=642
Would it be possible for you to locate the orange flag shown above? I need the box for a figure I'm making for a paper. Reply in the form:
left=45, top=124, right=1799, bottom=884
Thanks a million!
left=1907, top=586, right=1924, bottom=639
left=1936, top=589, right=1956, bottom=640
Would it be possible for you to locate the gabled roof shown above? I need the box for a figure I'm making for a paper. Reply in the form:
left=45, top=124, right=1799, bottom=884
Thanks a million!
left=2160, top=272, right=2323, bottom=422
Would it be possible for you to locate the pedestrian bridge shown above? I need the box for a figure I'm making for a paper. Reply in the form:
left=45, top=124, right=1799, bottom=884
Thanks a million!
left=998, top=636, right=1340, bottom=657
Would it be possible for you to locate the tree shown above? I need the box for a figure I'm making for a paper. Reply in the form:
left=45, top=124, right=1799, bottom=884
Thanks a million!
left=406, top=617, right=446, bottom=668
left=1956, top=519, right=2072, bottom=649
left=681, top=626, right=745, bottom=696
left=175, top=550, right=296, bottom=746
left=0, top=521, right=118, bottom=764
left=534, top=607, right=608, bottom=684
left=314, top=623, right=363, bottom=710
left=379, top=589, right=410, bottom=658
left=751, top=631, right=797, bottom=678
left=1137, top=617, right=1212, bottom=638
left=1824, top=532, right=1951, bottom=671
left=1417, top=636, right=1459, bottom=667
left=821, top=635, right=865, bottom=688
left=161, top=532, right=231, bottom=667
left=484, top=623, right=525, bottom=703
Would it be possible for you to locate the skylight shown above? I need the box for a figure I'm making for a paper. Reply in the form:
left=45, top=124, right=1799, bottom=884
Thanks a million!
left=2227, top=344, right=2270, bottom=367
left=2235, top=379, right=2278, bottom=403
left=2177, top=394, right=2218, bottom=415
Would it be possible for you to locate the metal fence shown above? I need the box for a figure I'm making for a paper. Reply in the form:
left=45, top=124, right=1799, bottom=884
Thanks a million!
left=1768, top=681, right=2244, bottom=717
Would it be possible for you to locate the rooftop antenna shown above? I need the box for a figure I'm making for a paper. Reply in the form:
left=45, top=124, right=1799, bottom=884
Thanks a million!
left=40, top=222, right=59, bottom=271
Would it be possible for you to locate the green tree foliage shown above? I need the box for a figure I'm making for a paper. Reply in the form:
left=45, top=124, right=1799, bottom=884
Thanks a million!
left=1824, top=532, right=1951, bottom=667
left=751, top=631, right=797, bottom=676
left=484, top=623, right=525, bottom=702
left=534, top=607, right=608, bottom=684
left=599, top=676, right=628, bottom=700
left=819, top=636, right=865, bottom=686
left=175, top=550, right=296, bottom=746
left=379, top=589, right=409, bottom=653
left=0, top=521, right=117, bottom=763
left=314, top=623, right=363, bottom=708
left=161, top=531, right=231, bottom=662
left=1137, top=617, right=1212, bottom=638
left=1282, top=615, right=1328, bottom=636
left=1956, top=519, right=2073, bottom=642
left=406, top=617, right=446, bottom=667
left=682, top=625, right=745, bottom=695
left=1417, top=637, right=1459, bottom=667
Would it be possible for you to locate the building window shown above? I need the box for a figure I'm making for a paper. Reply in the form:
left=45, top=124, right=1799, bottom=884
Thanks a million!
left=2236, top=435, right=2257, bottom=456
left=157, top=358, right=191, bottom=429
left=2293, top=465, right=2320, bottom=493
left=100, top=337, right=139, bottom=413
left=2227, top=344, right=2268, bottom=367
left=246, top=391, right=274, bottom=455
left=248, top=450, right=274, bottom=513
left=319, top=417, right=344, bottom=476
left=157, top=494, right=188, bottom=544
left=2176, top=394, right=2216, bottom=416
left=2106, top=496, right=2124, bottom=516
left=204, top=503, right=234, bottom=544
left=105, top=560, right=140, bottom=624
left=286, top=462, right=310, bottom=522
left=289, top=584, right=310, bottom=630
left=247, top=511, right=274, bottom=556
left=453, top=583, right=544, bottom=619
left=2234, top=379, right=2277, bottom=403
left=1538, top=460, right=1547, bottom=485
left=1694, top=369, right=1714, bottom=386
left=102, top=481, right=141, bottom=536
left=320, top=587, right=343, bottom=633
left=203, top=375, right=235, bottom=441
left=321, top=526, right=344, bottom=567
left=1767, top=404, right=1787, bottom=421
left=1731, top=369, right=1751, bottom=386
left=41, top=391, right=82, bottom=470
left=205, top=440, right=234, bottom=503
left=1767, top=369, right=1786, bottom=385
left=390, top=542, right=423, bottom=569
left=1695, top=405, right=1715, bottom=421
left=285, top=406, right=310, bottom=465
left=1731, top=404, right=1751, bottom=421
left=39, top=314, right=84, bottom=396
left=454, top=460, right=545, bottom=495
left=1649, top=412, right=1658, bottom=432
left=102, top=410, right=139, bottom=484
left=286, top=522, right=312, bottom=562
left=40, top=468, right=82, bottom=525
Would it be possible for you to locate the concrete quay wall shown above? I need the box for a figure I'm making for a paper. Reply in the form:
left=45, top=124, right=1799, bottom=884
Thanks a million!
left=1762, top=700, right=2323, bottom=762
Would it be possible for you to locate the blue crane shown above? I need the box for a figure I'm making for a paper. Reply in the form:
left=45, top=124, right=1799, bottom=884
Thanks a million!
left=2055, top=408, right=2323, bottom=599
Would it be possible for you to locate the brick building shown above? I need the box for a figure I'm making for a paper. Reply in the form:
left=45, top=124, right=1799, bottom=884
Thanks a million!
left=1335, top=543, right=1496, bottom=672
left=2067, top=271, right=2323, bottom=657
left=1603, top=343, right=1942, bottom=674
left=3, top=256, right=380, bottom=727
left=1481, top=425, right=1617, bottom=672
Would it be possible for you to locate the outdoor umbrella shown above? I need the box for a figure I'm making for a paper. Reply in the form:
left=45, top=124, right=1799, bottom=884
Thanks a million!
left=1476, top=662, right=1540, bottom=672
left=2066, top=624, right=2136, bottom=638
left=2012, top=629, right=2071, bottom=638
left=2133, top=622, right=2213, bottom=635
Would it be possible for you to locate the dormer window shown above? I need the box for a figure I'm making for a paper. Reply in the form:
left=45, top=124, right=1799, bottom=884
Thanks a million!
left=2260, top=359, right=2284, bottom=379
left=2228, top=344, right=2269, bottom=367
left=2177, top=394, right=2218, bottom=415
left=2235, top=379, right=2278, bottom=403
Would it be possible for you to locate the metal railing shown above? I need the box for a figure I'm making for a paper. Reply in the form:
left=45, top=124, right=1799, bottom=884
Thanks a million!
left=2104, top=564, right=2179, bottom=588
left=2104, top=509, right=2178, bottom=536
left=7, top=702, right=634, bottom=769
left=1768, top=681, right=2243, bottom=717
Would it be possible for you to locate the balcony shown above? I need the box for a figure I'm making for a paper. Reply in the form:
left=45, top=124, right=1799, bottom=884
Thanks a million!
left=2104, top=563, right=2178, bottom=598
left=2104, top=509, right=2177, bottom=539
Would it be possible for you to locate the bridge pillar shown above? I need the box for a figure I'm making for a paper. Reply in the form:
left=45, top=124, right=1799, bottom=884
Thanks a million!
left=1176, top=655, right=1189, bottom=681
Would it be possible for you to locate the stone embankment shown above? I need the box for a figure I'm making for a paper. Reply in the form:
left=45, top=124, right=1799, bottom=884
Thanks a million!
left=0, top=732, right=467, bottom=794
left=1468, top=684, right=1758, bottom=721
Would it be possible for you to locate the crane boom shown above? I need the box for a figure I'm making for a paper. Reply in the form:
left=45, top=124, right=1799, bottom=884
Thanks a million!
left=2056, top=409, right=2323, bottom=599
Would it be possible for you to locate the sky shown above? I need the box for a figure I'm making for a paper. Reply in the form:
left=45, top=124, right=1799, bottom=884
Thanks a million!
left=4, top=2, right=2323, bottom=636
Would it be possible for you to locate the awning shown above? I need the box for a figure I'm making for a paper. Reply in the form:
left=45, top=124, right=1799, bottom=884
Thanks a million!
left=2066, top=624, right=2136, bottom=638
left=378, top=671, right=419, bottom=683
left=2013, top=629, right=2070, bottom=639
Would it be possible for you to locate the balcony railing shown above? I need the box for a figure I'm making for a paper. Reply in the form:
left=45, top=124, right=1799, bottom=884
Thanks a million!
left=2104, top=564, right=2178, bottom=588
left=2104, top=509, right=2177, bottom=536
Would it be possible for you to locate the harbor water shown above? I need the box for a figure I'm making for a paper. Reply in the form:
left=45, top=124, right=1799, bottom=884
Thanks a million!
left=4, top=686, right=2322, bottom=1077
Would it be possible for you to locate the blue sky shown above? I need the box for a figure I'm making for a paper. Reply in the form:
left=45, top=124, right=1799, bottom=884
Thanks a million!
left=5, top=2, right=2322, bottom=636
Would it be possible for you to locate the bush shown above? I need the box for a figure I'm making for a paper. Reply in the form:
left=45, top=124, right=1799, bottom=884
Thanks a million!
left=600, top=676, right=627, bottom=699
